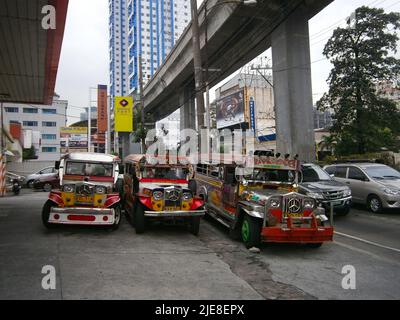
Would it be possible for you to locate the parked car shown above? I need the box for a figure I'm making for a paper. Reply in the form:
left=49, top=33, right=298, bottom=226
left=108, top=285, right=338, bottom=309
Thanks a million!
left=33, top=173, right=60, bottom=192
left=324, top=163, right=400, bottom=213
left=299, top=163, right=352, bottom=216
left=25, top=166, right=56, bottom=188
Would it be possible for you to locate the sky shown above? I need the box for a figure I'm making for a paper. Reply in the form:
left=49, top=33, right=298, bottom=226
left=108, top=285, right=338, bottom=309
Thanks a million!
left=55, top=0, right=400, bottom=125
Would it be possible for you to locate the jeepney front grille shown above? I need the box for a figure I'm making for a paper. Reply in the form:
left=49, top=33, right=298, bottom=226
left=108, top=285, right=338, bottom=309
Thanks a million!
left=75, top=184, right=94, bottom=196
left=283, top=197, right=303, bottom=214
left=323, top=190, right=345, bottom=200
left=164, top=188, right=182, bottom=207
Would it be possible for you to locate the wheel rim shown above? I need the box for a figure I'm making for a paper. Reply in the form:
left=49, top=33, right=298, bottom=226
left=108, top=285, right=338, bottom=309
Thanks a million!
left=242, top=220, right=250, bottom=242
left=370, top=198, right=380, bottom=212
left=44, top=184, right=51, bottom=192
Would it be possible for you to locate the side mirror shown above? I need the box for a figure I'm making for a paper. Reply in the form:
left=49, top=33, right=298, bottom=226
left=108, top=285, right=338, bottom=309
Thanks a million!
left=55, top=161, right=60, bottom=170
left=330, top=174, right=335, bottom=178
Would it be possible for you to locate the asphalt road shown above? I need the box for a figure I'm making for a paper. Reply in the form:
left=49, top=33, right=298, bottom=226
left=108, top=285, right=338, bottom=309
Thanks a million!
left=0, top=190, right=399, bottom=300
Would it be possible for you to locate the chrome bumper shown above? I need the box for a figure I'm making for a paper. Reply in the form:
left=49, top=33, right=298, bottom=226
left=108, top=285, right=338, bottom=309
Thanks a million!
left=144, top=210, right=205, bottom=218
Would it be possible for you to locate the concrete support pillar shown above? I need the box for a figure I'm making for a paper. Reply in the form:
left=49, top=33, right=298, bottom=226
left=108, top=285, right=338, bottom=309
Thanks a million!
left=180, top=86, right=196, bottom=131
left=271, top=6, right=316, bottom=163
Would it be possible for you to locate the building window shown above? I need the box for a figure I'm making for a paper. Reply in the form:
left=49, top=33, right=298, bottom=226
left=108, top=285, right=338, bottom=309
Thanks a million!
left=5, top=107, right=18, bottom=113
left=42, top=109, right=57, bottom=115
left=23, top=121, right=38, bottom=127
left=42, top=121, right=57, bottom=127
left=23, top=108, right=38, bottom=114
left=42, top=134, right=57, bottom=140
left=42, top=147, right=57, bottom=153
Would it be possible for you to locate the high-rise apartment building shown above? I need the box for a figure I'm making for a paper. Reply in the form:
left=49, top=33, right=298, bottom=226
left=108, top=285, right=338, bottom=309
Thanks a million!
left=126, top=0, right=191, bottom=93
left=109, top=0, right=191, bottom=96
left=109, top=0, right=190, bottom=153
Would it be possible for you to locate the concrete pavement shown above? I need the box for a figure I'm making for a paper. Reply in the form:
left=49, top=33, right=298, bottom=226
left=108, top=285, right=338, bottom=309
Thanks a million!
left=0, top=191, right=399, bottom=300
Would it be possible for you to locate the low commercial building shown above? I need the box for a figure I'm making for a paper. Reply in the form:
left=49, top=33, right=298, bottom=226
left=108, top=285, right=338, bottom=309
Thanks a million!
left=3, top=94, right=68, bottom=161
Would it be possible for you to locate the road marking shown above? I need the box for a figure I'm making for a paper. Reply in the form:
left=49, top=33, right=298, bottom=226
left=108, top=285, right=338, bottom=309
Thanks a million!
left=334, top=231, right=400, bottom=253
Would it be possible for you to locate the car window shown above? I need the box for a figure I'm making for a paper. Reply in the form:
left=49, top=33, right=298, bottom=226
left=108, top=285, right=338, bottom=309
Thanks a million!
left=364, top=166, right=400, bottom=180
left=335, top=167, right=348, bottom=178
left=41, top=167, right=53, bottom=174
left=302, top=165, right=331, bottom=182
left=348, top=167, right=367, bottom=181
left=324, top=166, right=335, bottom=175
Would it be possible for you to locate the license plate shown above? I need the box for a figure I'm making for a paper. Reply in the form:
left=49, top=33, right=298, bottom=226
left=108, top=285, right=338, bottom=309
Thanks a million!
left=77, top=196, right=93, bottom=203
left=331, top=200, right=342, bottom=206
left=165, top=207, right=177, bottom=211
left=288, top=213, right=303, bottom=218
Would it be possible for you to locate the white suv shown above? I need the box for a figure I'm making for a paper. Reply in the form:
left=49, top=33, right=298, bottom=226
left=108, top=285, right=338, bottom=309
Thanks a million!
left=324, top=163, right=400, bottom=213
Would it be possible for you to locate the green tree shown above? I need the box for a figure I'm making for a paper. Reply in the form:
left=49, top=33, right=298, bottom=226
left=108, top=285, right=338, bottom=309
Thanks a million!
left=23, top=146, right=37, bottom=160
left=318, top=6, right=400, bottom=155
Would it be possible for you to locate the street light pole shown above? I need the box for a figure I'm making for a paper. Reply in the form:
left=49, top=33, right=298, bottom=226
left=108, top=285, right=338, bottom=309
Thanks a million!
left=190, top=0, right=205, bottom=130
left=138, top=54, right=146, bottom=153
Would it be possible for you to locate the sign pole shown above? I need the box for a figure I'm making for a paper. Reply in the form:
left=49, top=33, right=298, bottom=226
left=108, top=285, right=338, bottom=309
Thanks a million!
left=0, top=102, right=5, bottom=197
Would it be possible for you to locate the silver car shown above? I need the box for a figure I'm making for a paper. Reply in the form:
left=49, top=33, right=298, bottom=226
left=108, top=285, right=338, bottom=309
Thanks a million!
left=25, top=166, right=56, bottom=188
left=324, top=163, right=400, bottom=213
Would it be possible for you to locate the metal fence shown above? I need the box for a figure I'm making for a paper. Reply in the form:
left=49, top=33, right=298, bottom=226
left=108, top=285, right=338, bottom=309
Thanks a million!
left=6, top=161, right=54, bottom=176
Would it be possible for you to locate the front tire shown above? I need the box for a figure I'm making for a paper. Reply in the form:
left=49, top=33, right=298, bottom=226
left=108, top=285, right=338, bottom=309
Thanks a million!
left=367, top=195, right=383, bottom=214
left=241, top=214, right=262, bottom=249
left=110, top=205, right=122, bottom=230
left=335, top=207, right=350, bottom=216
left=42, top=200, right=56, bottom=229
left=43, top=183, right=52, bottom=192
left=134, top=202, right=146, bottom=234
left=189, top=216, right=201, bottom=236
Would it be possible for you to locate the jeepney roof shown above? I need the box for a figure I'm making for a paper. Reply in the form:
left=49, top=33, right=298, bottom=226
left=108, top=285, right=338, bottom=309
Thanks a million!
left=198, top=153, right=300, bottom=171
left=61, top=153, right=120, bottom=163
left=124, top=154, right=191, bottom=165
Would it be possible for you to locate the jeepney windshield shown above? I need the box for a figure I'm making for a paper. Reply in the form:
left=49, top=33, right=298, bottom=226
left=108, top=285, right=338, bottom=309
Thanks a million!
left=245, top=169, right=296, bottom=183
left=65, top=161, right=114, bottom=177
left=142, top=167, right=188, bottom=180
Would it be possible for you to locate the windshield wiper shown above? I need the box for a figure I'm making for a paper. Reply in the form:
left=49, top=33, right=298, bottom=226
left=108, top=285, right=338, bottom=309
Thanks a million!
left=383, top=176, right=400, bottom=179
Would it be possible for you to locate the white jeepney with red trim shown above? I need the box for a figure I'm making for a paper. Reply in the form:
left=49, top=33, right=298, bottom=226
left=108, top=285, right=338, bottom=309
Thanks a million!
left=41, top=153, right=122, bottom=230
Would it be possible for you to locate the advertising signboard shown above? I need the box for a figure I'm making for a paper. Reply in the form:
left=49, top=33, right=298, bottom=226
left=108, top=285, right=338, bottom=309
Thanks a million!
left=249, top=96, right=256, bottom=132
left=114, top=96, right=133, bottom=132
left=60, top=127, right=88, bottom=154
left=216, top=90, right=245, bottom=129
left=97, top=84, right=108, bottom=134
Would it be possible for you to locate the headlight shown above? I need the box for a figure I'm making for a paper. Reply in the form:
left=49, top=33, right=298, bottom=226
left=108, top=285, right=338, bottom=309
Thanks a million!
left=383, top=188, right=400, bottom=195
left=182, top=192, right=193, bottom=201
left=304, top=199, right=315, bottom=209
left=153, top=190, right=164, bottom=200
left=270, top=198, right=281, bottom=208
left=95, top=186, right=107, bottom=194
left=307, top=192, right=324, bottom=200
left=343, top=189, right=352, bottom=197
left=62, top=184, right=75, bottom=193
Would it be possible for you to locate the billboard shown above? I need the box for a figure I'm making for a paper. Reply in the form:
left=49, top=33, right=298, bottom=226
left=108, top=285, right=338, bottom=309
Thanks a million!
left=97, top=85, right=108, bottom=134
left=216, top=90, right=245, bottom=129
left=114, top=96, right=133, bottom=132
left=60, top=127, right=88, bottom=154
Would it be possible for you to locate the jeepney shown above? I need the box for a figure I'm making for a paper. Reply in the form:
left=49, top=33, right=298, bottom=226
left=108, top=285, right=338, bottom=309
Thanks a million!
left=41, top=153, right=122, bottom=230
left=123, top=154, right=205, bottom=235
left=194, top=154, right=334, bottom=248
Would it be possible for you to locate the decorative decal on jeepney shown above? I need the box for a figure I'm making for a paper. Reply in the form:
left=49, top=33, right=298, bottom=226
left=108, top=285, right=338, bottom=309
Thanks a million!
left=247, top=156, right=300, bottom=171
